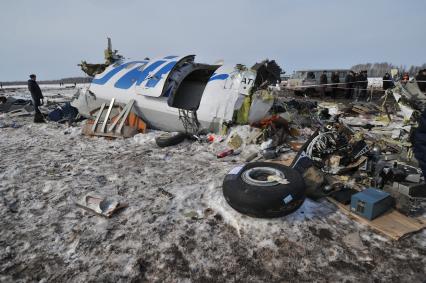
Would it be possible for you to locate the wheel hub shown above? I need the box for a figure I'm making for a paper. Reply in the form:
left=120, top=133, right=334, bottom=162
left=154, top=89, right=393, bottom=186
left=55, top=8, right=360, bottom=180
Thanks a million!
left=241, top=167, right=285, bottom=187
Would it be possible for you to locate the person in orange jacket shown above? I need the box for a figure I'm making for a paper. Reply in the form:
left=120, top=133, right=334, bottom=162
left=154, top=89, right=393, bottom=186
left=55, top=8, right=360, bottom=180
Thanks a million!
left=402, top=72, right=409, bottom=83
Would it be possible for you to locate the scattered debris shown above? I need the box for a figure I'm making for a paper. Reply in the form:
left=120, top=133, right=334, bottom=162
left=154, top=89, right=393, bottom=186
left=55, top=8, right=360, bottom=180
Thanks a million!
left=3, top=68, right=424, bottom=240
left=48, top=102, right=79, bottom=123
left=0, top=96, right=33, bottom=113
left=158, top=187, right=175, bottom=199
left=1, top=40, right=425, bottom=268
left=183, top=211, right=202, bottom=220
left=0, top=121, right=21, bottom=128
left=1, top=78, right=425, bottom=281
left=76, top=194, right=128, bottom=218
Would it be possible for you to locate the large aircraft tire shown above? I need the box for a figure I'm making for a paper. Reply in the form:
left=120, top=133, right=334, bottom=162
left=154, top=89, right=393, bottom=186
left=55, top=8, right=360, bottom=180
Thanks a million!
left=155, top=132, right=187, bottom=148
left=223, top=162, right=306, bottom=218
left=294, top=90, right=303, bottom=96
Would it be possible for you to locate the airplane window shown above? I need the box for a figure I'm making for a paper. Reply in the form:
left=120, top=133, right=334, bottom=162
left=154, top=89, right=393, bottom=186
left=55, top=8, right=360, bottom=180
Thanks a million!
left=137, top=63, right=148, bottom=71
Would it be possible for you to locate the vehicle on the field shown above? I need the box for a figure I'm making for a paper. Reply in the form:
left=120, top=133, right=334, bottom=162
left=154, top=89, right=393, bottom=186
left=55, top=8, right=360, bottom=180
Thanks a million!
left=287, top=69, right=350, bottom=95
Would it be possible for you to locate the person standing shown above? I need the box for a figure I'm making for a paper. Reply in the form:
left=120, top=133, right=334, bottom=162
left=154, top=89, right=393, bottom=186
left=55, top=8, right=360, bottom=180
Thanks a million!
left=414, top=107, right=426, bottom=178
left=360, top=70, right=368, bottom=100
left=402, top=72, right=409, bottom=84
left=382, top=72, right=393, bottom=90
left=345, top=71, right=355, bottom=99
left=415, top=69, right=426, bottom=92
left=330, top=71, right=340, bottom=99
left=354, top=71, right=362, bottom=101
left=319, top=71, right=328, bottom=98
left=27, top=74, right=45, bottom=123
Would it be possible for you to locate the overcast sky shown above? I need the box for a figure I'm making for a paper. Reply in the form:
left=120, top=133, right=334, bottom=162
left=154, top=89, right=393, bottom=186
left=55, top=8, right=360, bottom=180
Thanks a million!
left=1, top=0, right=425, bottom=81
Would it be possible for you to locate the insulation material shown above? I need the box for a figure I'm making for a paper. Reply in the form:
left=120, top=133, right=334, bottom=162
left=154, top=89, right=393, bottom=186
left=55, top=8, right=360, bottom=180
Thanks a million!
left=236, top=95, right=251, bottom=124
left=248, top=90, right=274, bottom=124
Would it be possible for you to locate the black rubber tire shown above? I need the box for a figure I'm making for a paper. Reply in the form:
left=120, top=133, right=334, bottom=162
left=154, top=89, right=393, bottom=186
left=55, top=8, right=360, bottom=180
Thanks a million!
left=223, top=162, right=306, bottom=218
left=155, top=132, right=187, bottom=148
left=294, top=90, right=303, bottom=96
left=305, top=88, right=315, bottom=96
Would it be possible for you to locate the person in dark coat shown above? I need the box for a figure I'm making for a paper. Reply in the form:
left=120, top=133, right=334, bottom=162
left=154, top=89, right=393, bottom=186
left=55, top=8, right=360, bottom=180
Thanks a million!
left=414, top=108, right=426, bottom=178
left=345, top=71, right=354, bottom=99
left=382, top=72, right=393, bottom=90
left=415, top=69, right=426, bottom=92
left=359, top=70, right=368, bottom=100
left=354, top=71, right=363, bottom=101
left=27, top=74, right=45, bottom=123
left=330, top=71, right=340, bottom=99
left=319, top=71, right=327, bottom=98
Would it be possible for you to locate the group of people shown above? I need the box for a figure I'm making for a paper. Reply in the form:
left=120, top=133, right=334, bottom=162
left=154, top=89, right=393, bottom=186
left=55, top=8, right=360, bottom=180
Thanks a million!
left=382, top=69, right=426, bottom=92
left=318, top=70, right=368, bottom=101
left=319, top=71, right=342, bottom=99
left=320, top=69, right=425, bottom=101
left=343, top=70, right=368, bottom=100
left=383, top=71, right=411, bottom=90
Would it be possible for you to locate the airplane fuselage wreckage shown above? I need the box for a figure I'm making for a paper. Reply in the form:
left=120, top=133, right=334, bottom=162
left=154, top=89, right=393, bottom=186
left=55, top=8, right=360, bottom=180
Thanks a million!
left=73, top=40, right=282, bottom=134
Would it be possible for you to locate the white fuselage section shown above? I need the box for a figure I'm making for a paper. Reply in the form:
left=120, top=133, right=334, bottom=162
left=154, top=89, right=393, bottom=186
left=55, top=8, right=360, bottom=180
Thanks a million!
left=76, top=55, right=259, bottom=133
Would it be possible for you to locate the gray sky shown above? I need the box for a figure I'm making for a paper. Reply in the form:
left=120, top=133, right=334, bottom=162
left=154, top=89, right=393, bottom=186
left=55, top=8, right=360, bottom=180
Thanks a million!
left=1, top=0, right=425, bottom=81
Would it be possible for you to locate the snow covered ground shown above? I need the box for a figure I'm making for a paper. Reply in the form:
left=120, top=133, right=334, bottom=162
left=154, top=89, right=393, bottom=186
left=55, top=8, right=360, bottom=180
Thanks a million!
left=0, top=87, right=425, bottom=282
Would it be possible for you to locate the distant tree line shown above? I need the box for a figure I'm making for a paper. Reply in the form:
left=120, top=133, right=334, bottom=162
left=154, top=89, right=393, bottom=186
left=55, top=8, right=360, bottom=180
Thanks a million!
left=351, top=63, right=426, bottom=77
left=0, top=76, right=92, bottom=86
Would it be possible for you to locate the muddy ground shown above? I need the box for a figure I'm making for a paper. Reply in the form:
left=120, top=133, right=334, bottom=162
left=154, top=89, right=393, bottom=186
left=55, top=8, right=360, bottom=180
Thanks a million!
left=0, top=87, right=425, bottom=282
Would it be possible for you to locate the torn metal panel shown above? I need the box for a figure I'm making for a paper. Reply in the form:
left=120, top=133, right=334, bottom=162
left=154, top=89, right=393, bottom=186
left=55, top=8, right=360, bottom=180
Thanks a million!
left=78, top=37, right=124, bottom=77
left=248, top=90, right=275, bottom=124
left=388, top=81, right=426, bottom=118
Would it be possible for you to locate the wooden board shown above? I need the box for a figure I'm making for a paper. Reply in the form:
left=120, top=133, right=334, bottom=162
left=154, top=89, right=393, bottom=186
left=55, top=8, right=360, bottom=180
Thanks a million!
left=327, top=197, right=426, bottom=240
left=271, top=157, right=295, bottom=167
left=82, top=123, right=138, bottom=138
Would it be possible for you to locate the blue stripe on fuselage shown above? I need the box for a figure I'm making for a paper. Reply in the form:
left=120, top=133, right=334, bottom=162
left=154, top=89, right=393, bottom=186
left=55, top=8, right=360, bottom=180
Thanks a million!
left=209, top=73, right=229, bottom=81
left=114, top=60, right=166, bottom=89
left=135, top=60, right=167, bottom=86
left=145, top=61, right=177, bottom=88
left=92, top=61, right=144, bottom=85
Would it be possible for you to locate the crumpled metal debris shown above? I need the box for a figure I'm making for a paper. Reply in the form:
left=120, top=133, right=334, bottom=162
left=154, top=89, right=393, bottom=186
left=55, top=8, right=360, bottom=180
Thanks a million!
left=222, top=80, right=425, bottom=216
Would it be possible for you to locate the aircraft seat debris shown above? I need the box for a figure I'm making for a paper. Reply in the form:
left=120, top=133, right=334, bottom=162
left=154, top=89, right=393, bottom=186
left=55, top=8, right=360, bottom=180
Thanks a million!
left=82, top=98, right=146, bottom=138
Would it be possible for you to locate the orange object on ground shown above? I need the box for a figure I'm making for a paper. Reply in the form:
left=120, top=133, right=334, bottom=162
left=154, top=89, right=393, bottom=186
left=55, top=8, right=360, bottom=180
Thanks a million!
left=127, top=112, right=147, bottom=133
left=258, top=115, right=280, bottom=128
left=110, top=110, right=146, bottom=133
